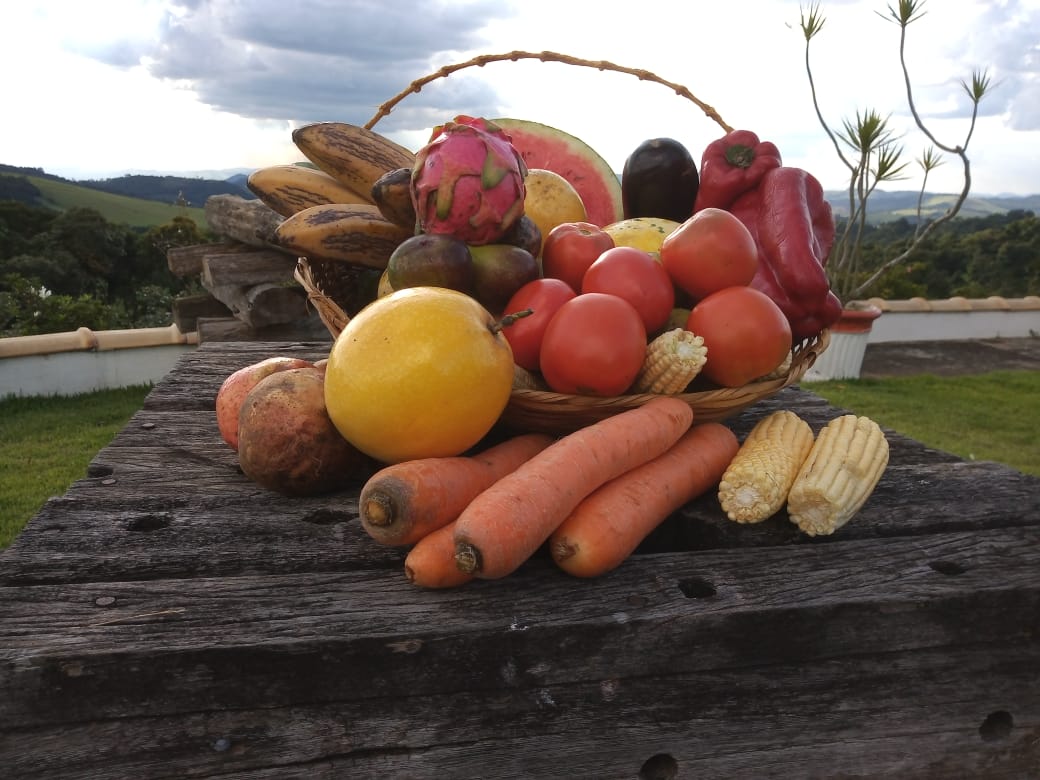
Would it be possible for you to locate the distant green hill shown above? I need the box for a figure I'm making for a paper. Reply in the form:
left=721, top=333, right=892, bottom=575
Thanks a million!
left=4, top=162, right=1038, bottom=231
left=78, top=173, right=254, bottom=208
left=824, top=189, right=1040, bottom=224
left=0, top=171, right=207, bottom=229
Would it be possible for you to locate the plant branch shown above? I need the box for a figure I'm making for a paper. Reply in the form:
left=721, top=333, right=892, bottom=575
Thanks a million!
left=801, top=0, right=990, bottom=302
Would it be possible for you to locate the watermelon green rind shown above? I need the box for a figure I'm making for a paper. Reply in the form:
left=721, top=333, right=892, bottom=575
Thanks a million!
left=492, top=117, right=624, bottom=228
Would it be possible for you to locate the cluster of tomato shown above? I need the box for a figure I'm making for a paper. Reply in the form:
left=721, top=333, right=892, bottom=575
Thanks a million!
left=502, top=208, right=794, bottom=395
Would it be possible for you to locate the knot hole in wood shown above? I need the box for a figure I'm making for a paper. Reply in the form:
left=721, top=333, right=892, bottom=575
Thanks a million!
left=678, top=577, right=717, bottom=598
left=639, top=752, right=678, bottom=780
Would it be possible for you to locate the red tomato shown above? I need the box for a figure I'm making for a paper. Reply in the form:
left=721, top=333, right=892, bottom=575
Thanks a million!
left=581, top=246, right=675, bottom=333
left=540, top=293, right=647, bottom=396
left=686, top=286, right=792, bottom=387
left=501, top=278, right=577, bottom=371
left=660, top=208, right=759, bottom=301
left=541, top=222, right=615, bottom=293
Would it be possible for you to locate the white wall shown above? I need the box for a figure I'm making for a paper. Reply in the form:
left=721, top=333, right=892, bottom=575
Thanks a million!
left=867, top=309, right=1040, bottom=343
left=1, top=345, right=195, bottom=398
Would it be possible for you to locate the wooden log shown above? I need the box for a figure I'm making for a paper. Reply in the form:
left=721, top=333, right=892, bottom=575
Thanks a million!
left=195, top=314, right=333, bottom=344
left=171, top=294, right=232, bottom=333
left=202, top=283, right=307, bottom=330
left=202, top=250, right=298, bottom=288
left=166, top=241, right=250, bottom=277
left=203, top=195, right=287, bottom=249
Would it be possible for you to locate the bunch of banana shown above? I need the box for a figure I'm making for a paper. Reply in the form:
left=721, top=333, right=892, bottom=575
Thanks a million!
left=247, top=164, right=373, bottom=218
left=245, top=122, right=420, bottom=274
left=292, top=122, right=415, bottom=196
left=273, top=203, right=412, bottom=270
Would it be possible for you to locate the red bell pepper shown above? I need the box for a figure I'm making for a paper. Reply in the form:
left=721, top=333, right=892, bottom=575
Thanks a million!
left=729, top=166, right=842, bottom=340
left=693, top=130, right=782, bottom=212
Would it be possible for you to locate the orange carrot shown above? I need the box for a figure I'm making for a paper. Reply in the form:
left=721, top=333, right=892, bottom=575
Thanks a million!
left=404, top=523, right=474, bottom=589
left=359, top=433, right=554, bottom=546
left=550, top=422, right=739, bottom=578
left=453, top=396, right=695, bottom=579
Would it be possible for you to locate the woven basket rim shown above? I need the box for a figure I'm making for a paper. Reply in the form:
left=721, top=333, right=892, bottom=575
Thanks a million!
left=295, top=255, right=830, bottom=433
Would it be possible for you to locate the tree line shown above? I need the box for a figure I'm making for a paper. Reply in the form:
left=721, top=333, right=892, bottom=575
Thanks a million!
left=0, top=202, right=208, bottom=336
left=850, top=210, right=1040, bottom=301
left=0, top=200, right=1037, bottom=338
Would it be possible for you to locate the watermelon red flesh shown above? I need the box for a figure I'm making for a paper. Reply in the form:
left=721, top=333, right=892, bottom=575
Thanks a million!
left=492, top=117, right=624, bottom=228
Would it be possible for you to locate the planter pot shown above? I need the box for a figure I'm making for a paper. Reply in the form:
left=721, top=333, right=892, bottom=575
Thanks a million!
left=803, top=305, right=883, bottom=381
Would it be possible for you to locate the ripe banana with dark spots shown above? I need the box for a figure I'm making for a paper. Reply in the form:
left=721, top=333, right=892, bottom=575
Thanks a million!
left=247, top=164, right=374, bottom=217
left=273, top=203, right=414, bottom=270
left=370, top=166, right=417, bottom=230
left=292, top=122, right=415, bottom=197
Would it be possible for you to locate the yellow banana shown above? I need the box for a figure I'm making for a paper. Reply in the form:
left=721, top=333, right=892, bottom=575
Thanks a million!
left=247, top=163, right=373, bottom=217
left=292, top=122, right=415, bottom=197
left=273, top=203, right=413, bottom=270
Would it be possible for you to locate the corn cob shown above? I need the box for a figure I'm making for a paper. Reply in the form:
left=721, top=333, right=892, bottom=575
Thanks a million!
left=787, top=414, right=889, bottom=536
left=717, top=410, right=814, bottom=523
left=632, top=328, right=708, bottom=394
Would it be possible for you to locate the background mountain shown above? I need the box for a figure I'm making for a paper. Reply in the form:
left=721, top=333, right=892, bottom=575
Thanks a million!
left=77, top=173, right=254, bottom=208
left=824, top=189, right=1040, bottom=223
left=0, top=165, right=209, bottom=229
left=2, top=164, right=1039, bottom=229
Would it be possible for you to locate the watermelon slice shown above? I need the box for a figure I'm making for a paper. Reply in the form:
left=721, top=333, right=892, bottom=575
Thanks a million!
left=493, top=118, right=624, bottom=228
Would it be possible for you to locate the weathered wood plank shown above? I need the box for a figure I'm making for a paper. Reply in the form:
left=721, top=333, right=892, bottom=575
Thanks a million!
left=201, top=281, right=306, bottom=329
left=194, top=317, right=333, bottom=345
left=166, top=240, right=251, bottom=277
left=2, top=526, right=1038, bottom=726
left=171, top=293, right=233, bottom=333
left=5, top=451, right=1035, bottom=585
left=204, top=194, right=286, bottom=249
left=2, top=339, right=1038, bottom=778
left=1, top=642, right=1035, bottom=779
left=202, top=250, right=298, bottom=288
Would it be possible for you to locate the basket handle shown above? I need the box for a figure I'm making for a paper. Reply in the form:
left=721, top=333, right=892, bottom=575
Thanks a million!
left=364, top=50, right=733, bottom=135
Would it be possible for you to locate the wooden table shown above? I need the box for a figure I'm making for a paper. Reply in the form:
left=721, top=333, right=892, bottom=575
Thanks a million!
left=2, top=341, right=1038, bottom=779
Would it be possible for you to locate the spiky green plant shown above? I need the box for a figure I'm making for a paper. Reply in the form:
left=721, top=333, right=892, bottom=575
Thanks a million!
left=801, top=0, right=991, bottom=302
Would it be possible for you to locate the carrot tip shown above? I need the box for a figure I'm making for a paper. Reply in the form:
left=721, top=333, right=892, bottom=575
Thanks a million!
left=361, top=493, right=394, bottom=527
left=454, top=542, right=481, bottom=575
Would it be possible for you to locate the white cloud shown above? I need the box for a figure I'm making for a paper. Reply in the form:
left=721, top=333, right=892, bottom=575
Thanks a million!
left=3, top=0, right=1038, bottom=196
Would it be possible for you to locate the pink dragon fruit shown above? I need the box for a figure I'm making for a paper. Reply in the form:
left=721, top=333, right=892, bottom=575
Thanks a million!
left=411, top=116, right=528, bottom=245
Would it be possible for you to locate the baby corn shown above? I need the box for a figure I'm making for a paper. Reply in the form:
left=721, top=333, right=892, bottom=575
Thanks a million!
left=632, top=328, right=708, bottom=394
left=787, top=414, right=889, bottom=536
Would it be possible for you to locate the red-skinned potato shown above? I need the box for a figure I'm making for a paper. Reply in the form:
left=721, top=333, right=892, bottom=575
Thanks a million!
left=215, top=356, right=314, bottom=450
left=237, top=367, right=375, bottom=496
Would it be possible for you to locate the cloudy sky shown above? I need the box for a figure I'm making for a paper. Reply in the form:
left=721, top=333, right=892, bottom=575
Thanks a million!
left=4, top=0, right=1039, bottom=196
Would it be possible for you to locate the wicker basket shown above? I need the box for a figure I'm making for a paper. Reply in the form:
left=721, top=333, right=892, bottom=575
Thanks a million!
left=293, top=51, right=830, bottom=435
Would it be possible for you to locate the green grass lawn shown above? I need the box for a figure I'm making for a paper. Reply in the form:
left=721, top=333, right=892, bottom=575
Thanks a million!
left=804, top=370, right=1040, bottom=477
left=1, top=372, right=1037, bottom=550
left=0, top=385, right=152, bottom=549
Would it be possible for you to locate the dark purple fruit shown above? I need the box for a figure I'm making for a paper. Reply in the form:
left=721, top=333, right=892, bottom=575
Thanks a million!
left=622, top=138, right=699, bottom=222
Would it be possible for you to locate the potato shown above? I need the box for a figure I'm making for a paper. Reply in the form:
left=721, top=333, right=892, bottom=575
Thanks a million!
left=215, top=356, right=313, bottom=450
left=237, top=367, right=373, bottom=496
